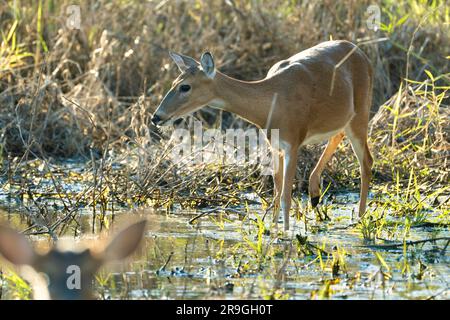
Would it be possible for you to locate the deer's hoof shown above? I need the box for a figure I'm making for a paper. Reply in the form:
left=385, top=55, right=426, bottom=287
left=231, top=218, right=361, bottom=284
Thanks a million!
left=310, top=196, right=320, bottom=208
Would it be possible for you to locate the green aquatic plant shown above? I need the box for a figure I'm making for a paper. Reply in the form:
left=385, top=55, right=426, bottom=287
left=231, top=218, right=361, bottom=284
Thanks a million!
left=0, top=269, right=32, bottom=300
left=359, top=210, right=387, bottom=241
left=331, top=246, right=347, bottom=278
left=242, top=213, right=269, bottom=263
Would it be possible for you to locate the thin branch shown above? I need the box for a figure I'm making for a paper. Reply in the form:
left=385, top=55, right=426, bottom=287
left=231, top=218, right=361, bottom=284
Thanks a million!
left=360, top=237, right=450, bottom=250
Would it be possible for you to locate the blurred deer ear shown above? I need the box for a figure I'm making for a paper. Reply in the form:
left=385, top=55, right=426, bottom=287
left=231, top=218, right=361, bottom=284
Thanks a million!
left=169, top=51, right=198, bottom=72
left=102, top=220, right=147, bottom=262
left=0, top=225, right=36, bottom=265
left=200, top=52, right=215, bottom=79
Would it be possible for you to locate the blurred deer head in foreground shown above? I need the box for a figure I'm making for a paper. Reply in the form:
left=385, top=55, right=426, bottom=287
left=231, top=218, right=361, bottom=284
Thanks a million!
left=0, top=220, right=147, bottom=300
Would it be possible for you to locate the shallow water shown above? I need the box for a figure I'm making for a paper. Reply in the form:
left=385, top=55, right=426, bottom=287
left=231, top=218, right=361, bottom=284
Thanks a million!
left=0, top=161, right=449, bottom=300
left=97, top=203, right=448, bottom=300
left=3, top=203, right=448, bottom=300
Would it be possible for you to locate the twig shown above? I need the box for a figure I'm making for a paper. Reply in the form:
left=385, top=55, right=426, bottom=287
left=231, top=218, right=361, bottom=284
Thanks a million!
left=160, top=251, right=174, bottom=271
left=360, top=237, right=450, bottom=250
left=411, top=222, right=450, bottom=228
left=189, top=206, right=249, bottom=224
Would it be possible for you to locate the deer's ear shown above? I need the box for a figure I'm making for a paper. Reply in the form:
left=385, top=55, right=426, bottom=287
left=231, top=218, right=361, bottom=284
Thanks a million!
left=200, top=52, right=215, bottom=79
left=0, top=225, right=36, bottom=265
left=102, top=220, right=147, bottom=262
left=169, top=51, right=198, bottom=72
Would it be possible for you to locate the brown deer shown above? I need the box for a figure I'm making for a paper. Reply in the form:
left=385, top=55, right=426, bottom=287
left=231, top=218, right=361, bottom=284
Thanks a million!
left=152, top=40, right=373, bottom=231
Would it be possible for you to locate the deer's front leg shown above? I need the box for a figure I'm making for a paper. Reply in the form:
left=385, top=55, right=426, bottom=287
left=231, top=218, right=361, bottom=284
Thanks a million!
left=280, top=143, right=298, bottom=231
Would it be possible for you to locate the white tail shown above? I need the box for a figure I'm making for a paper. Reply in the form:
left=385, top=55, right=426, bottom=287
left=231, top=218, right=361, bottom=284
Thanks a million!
left=152, top=40, right=373, bottom=231
left=0, top=220, right=147, bottom=299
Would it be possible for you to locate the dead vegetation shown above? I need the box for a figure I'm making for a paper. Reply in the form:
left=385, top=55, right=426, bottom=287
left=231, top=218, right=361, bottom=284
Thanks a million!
left=0, top=0, right=449, bottom=301
left=0, top=0, right=449, bottom=229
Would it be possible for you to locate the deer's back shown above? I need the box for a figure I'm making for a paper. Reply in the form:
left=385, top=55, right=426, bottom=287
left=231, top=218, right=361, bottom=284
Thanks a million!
left=265, top=40, right=372, bottom=136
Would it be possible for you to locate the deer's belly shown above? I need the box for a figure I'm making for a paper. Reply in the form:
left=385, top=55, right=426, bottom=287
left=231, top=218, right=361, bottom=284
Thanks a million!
left=302, top=128, right=344, bottom=146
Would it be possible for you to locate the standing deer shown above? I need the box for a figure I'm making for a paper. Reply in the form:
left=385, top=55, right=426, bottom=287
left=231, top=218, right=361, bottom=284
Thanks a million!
left=152, top=40, right=373, bottom=231
left=0, top=220, right=147, bottom=299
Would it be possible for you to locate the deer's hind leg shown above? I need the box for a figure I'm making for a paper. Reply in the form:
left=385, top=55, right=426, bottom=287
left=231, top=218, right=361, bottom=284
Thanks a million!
left=345, top=122, right=373, bottom=218
left=272, top=153, right=283, bottom=223
left=308, top=132, right=345, bottom=208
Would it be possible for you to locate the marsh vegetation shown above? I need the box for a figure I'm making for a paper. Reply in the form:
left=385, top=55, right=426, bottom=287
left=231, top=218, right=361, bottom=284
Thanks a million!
left=0, top=0, right=449, bottom=299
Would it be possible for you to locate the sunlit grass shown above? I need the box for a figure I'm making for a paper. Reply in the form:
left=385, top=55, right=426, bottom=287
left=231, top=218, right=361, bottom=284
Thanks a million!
left=0, top=0, right=448, bottom=300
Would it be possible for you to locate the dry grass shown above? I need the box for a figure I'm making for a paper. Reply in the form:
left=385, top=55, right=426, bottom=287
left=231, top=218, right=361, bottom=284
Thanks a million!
left=0, top=0, right=449, bottom=218
left=0, top=1, right=449, bottom=301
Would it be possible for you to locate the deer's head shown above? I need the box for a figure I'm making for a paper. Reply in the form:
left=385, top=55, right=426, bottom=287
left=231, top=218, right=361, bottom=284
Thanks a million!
left=0, top=220, right=147, bottom=300
left=152, top=52, right=217, bottom=125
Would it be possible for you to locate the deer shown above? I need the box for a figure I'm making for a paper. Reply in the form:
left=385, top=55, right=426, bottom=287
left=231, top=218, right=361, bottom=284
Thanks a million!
left=152, top=40, right=373, bottom=232
left=0, top=219, right=147, bottom=300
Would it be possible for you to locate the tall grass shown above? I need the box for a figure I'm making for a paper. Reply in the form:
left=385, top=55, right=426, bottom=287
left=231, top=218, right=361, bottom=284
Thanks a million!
left=0, top=0, right=448, bottom=224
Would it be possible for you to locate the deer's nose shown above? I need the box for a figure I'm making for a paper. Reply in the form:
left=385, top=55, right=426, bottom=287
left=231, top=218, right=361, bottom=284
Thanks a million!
left=151, top=114, right=162, bottom=125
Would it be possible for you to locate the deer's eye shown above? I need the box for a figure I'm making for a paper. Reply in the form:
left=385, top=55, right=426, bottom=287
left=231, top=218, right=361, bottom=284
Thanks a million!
left=180, top=84, right=191, bottom=92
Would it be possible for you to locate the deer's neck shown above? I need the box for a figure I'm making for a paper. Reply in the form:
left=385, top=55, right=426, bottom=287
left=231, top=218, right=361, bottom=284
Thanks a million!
left=210, top=72, right=273, bottom=128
